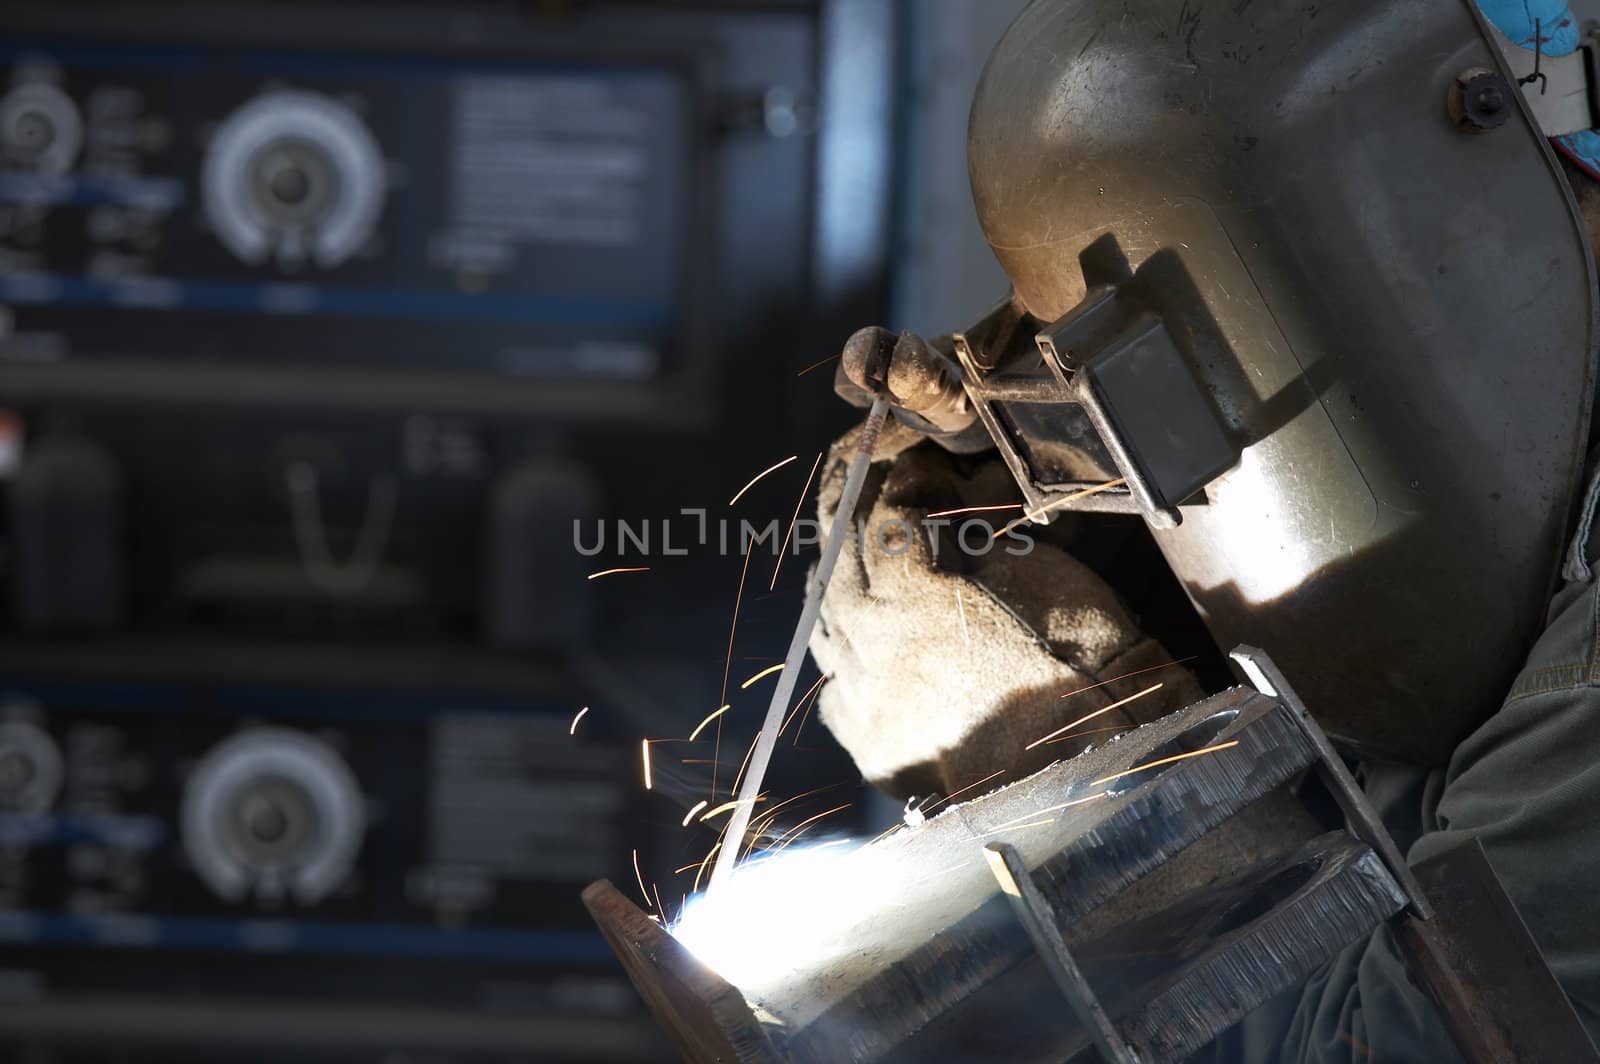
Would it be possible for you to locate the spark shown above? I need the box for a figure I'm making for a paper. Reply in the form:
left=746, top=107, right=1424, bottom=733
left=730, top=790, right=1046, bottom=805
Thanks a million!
left=715, top=547, right=757, bottom=798
left=729, top=729, right=763, bottom=800
left=924, top=768, right=1007, bottom=813
left=866, top=822, right=904, bottom=846
left=632, top=848, right=652, bottom=908
left=992, top=478, right=1128, bottom=540
left=778, top=674, right=828, bottom=739
left=967, top=817, right=1056, bottom=841
left=1024, top=682, right=1166, bottom=751
left=729, top=454, right=799, bottom=506
left=742, top=783, right=848, bottom=856
left=795, top=351, right=842, bottom=377
left=692, top=840, right=723, bottom=894
left=770, top=451, right=824, bottom=591
left=768, top=802, right=853, bottom=855
left=960, top=793, right=1113, bottom=844
left=682, top=800, right=709, bottom=827
left=701, top=797, right=763, bottom=822
left=587, top=566, right=650, bottom=580
left=789, top=675, right=828, bottom=745
left=642, top=739, right=654, bottom=790
left=907, top=858, right=979, bottom=888
left=925, top=502, right=1024, bottom=519
left=1090, top=739, right=1241, bottom=788
left=1057, top=656, right=1197, bottom=699
left=568, top=705, right=590, bottom=735
left=688, top=704, right=731, bottom=742
left=652, top=882, right=667, bottom=919
left=740, top=663, right=784, bottom=689
left=743, top=783, right=842, bottom=828
left=956, top=586, right=970, bottom=648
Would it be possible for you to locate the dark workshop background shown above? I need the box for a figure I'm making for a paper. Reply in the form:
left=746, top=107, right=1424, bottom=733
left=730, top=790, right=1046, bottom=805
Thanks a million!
left=0, top=1, right=1025, bottom=1062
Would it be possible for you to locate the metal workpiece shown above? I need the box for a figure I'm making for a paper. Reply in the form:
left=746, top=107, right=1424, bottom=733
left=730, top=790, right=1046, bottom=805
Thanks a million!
left=1398, top=839, right=1600, bottom=1063
left=1230, top=646, right=1432, bottom=920
left=986, top=843, right=1139, bottom=1064
left=959, top=0, right=1599, bottom=764
left=588, top=657, right=1589, bottom=1062
left=581, top=879, right=776, bottom=1063
left=1099, top=835, right=1407, bottom=1062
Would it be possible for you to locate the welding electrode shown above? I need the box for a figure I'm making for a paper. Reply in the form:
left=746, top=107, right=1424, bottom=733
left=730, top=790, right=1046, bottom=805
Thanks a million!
left=708, top=395, right=891, bottom=891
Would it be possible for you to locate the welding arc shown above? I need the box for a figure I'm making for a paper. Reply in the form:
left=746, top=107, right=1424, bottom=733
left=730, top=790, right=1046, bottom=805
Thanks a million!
left=708, top=396, right=891, bottom=891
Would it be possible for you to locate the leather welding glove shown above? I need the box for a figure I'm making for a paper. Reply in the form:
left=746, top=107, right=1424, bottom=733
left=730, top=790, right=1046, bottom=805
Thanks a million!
left=809, top=419, right=1204, bottom=801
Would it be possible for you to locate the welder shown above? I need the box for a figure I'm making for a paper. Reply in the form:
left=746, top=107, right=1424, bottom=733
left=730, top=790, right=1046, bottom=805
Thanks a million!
left=808, top=0, right=1600, bottom=1058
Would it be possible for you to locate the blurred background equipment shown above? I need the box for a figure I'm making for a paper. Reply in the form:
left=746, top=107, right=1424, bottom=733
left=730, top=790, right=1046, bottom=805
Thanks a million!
left=0, top=0, right=927, bottom=1059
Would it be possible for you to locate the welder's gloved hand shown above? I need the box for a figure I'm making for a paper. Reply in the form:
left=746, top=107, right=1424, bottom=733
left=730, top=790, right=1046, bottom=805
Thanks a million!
left=809, top=420, right=1204, bottom=801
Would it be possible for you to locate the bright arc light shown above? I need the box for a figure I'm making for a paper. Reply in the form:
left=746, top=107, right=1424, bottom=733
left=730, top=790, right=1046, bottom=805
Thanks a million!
left=670, top=840, right=873, bottom=992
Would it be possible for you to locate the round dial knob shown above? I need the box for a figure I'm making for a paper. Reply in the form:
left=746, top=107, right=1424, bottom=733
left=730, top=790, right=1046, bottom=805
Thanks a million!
left=0, top=83, right=83, bottom=174
left=202, top=90, right=385, bottom=269
left=182, top=728, right=364, bottom=906
left=0, top=720, right=62, bottom=813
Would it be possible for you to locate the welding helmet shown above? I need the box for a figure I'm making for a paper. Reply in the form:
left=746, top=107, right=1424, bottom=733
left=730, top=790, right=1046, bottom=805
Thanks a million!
left=900, top=0, right=1600, bottom=763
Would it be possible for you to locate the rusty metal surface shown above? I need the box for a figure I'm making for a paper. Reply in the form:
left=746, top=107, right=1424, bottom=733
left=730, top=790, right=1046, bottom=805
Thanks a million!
left=1399, top=838, right=1599, bottom=1064
left=580, top=880, right=777, bottom=1064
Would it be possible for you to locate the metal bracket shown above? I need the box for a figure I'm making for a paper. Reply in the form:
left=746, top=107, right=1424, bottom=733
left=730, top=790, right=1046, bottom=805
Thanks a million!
left=1229, top=645, right=1433, bottom=920
left=985, top=842, right=1141, bottom=1064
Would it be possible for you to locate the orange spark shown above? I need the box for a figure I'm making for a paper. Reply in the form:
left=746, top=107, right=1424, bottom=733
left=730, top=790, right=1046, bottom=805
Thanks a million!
left=992, top=478, right=1128, bottom=540
left=924, top=769, right=1007, bottom=813
left=740, top=663, right=784, bottom=689
left=682, top=800, right=709, bottom=827
left=1058, top=656, right=1197, bottom=700
left=587, top=566, right=650, bottom=580
left=967, top=817, right=1056, bottom=842
left=974, top=790, right=1111, bottom=840
left=866, top=822, right=904, bottom=846
left=715, top=547, right=757, bottom=798
left=768, top=802, right=853, bottom=854
left=1090, top=739, right=1241, bottom=788
left=778, top=674, right=828, bottom=739
left=789, top=675, right=828, bottom=745
left=907, top=858, right=979, bottom=888
left=642, top=739, right=654, bottom=790
left=632, top=848, right=652, bottom=908
left=925, top=502, right=1024, bottom=519
left=729, top=454, right=799, bottom=506
left=770, top=451, right=823, bottom=590
left=795, top=351, right=842, bottom=377
left=688, top=704, right=731, bottom=742
left=701, top=800, right=741, bottom=821
left=1025, top=682, right=1166, bottom=751
left=568, top=705, right=591, bottom=735
left=729, top=730, right=763, bottom=800
left=692, top=840, right=723, bottom=894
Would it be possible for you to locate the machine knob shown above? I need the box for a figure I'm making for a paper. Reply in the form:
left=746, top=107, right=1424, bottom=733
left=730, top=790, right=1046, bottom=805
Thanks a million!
left=0, top=720, right=62, bottom=814
left=0, top=83, right=83, bottom=174
left=202, top=90, right=385, bottom=268
left=181, top=728, right=364, bottom=906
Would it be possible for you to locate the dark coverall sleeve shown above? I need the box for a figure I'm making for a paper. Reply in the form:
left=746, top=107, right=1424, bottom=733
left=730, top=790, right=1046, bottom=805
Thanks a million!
left=1198, top=570, right=1600, bottom=1062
